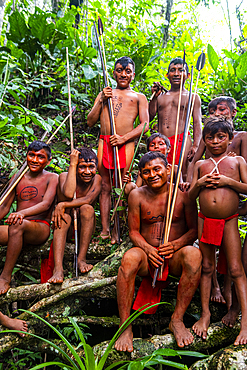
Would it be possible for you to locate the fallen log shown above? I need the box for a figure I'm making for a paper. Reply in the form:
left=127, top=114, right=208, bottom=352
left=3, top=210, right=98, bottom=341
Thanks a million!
left=92, top=318, right=241, bottom=366
left=0, top=239, right=131, bottom=307
left=190, top=342, right=247, bottom=369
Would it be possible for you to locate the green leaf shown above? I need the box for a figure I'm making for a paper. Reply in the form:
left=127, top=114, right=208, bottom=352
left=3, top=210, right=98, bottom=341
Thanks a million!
left=41, top=104, right=60, bottom=110
left=153, top=348, right=180, bottom=357
left=132, top=44, right=153, bottom=79
left=227, top=61, right=235, bottom=78
left=7, top=11, right=30, bottom=43
left=28, top=7, right=55, bottom=44
left=176, top=350, right=208, bottom=358
left=207, top=44, right=219, bottom=73
left=82, top=64, right=98, bottom=80
left=127, top=362, right=144, bottom=370
left=22, top=272, right=38, bottom=283
left=236, top=51, right=247, bottom=80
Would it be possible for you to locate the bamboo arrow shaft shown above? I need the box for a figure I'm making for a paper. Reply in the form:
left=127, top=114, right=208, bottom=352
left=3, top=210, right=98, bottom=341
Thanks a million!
left=111, top=122, right=147, bottom=221
left=66, top=47, right=78, bottom=278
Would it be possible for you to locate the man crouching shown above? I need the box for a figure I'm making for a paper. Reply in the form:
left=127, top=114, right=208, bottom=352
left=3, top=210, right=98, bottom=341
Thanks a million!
left=115, top=151, right=201, bottom=351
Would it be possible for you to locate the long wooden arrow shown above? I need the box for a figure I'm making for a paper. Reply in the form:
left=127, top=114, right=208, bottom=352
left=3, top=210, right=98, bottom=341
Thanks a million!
left=93, top=19, right=121, bottom=244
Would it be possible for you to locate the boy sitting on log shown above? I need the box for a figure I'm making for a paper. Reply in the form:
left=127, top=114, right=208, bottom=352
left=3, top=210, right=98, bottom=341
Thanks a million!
left=189, top=116, right=247, bottom=345
left=0, top=141, right=58, bottom=295
left=48, top=147, right=102, bottom=283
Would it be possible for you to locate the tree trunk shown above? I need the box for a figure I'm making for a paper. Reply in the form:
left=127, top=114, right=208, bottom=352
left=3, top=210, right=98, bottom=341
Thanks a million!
left=162, top=0, right=174, bottom=48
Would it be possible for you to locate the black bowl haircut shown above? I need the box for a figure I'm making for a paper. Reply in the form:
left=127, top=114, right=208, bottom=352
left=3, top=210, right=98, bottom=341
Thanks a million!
left=77, top=147, right=98, bottom=167
left=27, top=141, right=51, bottom=160
left=114, top=56, right=135, bottom=72
left=203, top=117, right=234, bottom=141
left=138, top=151, right=168, bottom=171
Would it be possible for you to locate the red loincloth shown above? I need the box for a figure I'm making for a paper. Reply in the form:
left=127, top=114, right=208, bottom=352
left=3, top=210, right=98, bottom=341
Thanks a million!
left=40, top=240, right=54, bottom=284
left=100, top=134, right=126, bottom=170
left=199, top=212, right=238, bottom=246
left=40, top=228, right=76, bottom=283
left=133, top=254, right=169, bottom=315
left=167, top=132, right=190, bottom=166
left=199, top=212, right=239, bottom=275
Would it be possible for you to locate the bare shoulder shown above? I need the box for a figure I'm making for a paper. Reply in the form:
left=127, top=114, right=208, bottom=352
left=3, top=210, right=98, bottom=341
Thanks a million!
left=128, top=186, right=148, bottom=203
left=44, top=170, right=58, bottom=181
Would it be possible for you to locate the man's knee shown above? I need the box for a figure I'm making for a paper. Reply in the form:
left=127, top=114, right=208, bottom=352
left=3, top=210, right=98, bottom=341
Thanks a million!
left=79, top=204, right=94, bottom=220
left=119, top=249, right=145, bottom=277
left=101, top=179, right=111, bottom=194
left=181, top=245, right=202, bottom=273
left=60, top=213, right=72, bottom=229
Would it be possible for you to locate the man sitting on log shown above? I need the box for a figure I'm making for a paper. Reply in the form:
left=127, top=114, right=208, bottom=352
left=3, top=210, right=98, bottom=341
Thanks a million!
left=0, top=141, right=58, bottom=295
left=48, top=147, right=102, bottom=283
left=149, top=57, right=202, bottom=177
left=115, top=151, right=201, bottom=351
left=87, top=56, right=149, bottom=244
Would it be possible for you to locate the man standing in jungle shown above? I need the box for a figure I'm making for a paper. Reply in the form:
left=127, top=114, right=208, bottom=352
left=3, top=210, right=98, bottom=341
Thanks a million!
left=87, top=56, right=149, bottom=244
left=149, top=57, right=202, bottom=178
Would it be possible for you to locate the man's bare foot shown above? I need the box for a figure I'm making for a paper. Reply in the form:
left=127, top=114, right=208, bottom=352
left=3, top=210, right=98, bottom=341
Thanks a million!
left=169, top=319, right=194, bottom=347
left=222, top=307, right=240, bottom=328
left=47, top=270, right=64, bottom=284
left=211, top=287, right=226, bottom=304
left=1, top=315, right=28, bottom=337
left=234, top=328, right=247, bottom=345
left=78, top=260, right=93, bottom=274
left=0, top=278, right=10, bottom=295
left=114, top=328, right=133, bottom=352
left=192, top=314, right=210, bottom=340
left=98, top=232, right=110, bottom=240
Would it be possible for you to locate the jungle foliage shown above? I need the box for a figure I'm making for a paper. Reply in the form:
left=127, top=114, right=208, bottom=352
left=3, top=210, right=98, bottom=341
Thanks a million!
left=0, top=0, right=246, bottom=368
left=0, top=0, right=246, bottom=178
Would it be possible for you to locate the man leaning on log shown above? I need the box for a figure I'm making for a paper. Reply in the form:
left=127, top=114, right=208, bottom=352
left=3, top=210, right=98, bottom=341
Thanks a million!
left=115, top=151, right=202, bottom=351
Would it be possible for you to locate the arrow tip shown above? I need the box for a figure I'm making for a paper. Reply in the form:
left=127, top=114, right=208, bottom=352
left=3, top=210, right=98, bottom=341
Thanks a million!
left=98, top=17, right=103, bottom=36
left=196, top=52, right=206, bottom=71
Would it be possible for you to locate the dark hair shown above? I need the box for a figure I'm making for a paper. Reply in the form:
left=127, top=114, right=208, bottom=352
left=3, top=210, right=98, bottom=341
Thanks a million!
left=168, top=57, right=189, bottom=74
left=208, top=96, right=237, bottom=114
left=114, top=56, right=135, bottom=72
left=203, top=116, right=234, bottom=141
left=138, top=151, right=168, bottom=171
left=146, top=132, right=171, bottom=151
left=77, top=147, right=98, bottom=166
left=27, top=141, right=51, bottom=160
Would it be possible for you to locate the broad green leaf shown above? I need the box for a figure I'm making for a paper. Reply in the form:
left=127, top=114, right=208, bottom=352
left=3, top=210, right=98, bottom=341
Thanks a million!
left=236, top=51, right=247, bottom=80
left=127, top=362, right=144, bottom=369
left=7, top=11, right=30, bottom=43
left=29, top=7, right=55, bottom=44
left=207, top=44, right=219, bottom=72
left=227, top=61, right=235, bottom=77
left=132, top=44, right=153, bottom=79
left=82, top=64, right=98, bottom=80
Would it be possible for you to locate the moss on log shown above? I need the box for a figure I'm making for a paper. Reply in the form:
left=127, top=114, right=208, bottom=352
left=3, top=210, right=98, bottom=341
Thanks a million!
left=92, top=319, right=241, bottom=366
left=190, top=343, right=247, bottom=369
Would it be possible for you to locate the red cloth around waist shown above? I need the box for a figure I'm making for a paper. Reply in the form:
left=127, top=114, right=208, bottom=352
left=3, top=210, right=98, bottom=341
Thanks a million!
left=167, top=132, right=190, bottom=166
left=29, top=219, right=50, bottom=227
left=199, top=212, right=238, bottom=246
left=100, top=134, right=126, bottom=170
left=132, top=251, right=169, bottom=315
